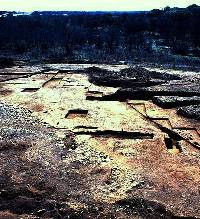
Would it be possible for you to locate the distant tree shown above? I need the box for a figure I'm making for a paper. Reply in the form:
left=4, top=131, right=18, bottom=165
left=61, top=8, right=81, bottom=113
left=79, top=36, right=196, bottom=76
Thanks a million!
left=164, top=6, right=171, bottom=12
left=0, top=8, right=199, bottom=62
left=15, top=40, right=28, bottom=54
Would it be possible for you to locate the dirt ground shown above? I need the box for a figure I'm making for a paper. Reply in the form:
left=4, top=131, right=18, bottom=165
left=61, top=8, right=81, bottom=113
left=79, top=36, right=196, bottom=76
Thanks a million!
left=0, top=64, right=200, bottom=218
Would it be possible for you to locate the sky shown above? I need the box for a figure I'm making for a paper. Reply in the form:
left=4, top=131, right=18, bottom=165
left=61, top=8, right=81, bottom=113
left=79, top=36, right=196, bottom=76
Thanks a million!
left=0, top=0, right=200, bottom=12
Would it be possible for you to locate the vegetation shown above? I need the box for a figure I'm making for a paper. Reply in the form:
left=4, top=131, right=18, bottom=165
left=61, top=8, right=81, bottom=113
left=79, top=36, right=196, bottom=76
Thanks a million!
left=0, top=5, right=200, bottom=64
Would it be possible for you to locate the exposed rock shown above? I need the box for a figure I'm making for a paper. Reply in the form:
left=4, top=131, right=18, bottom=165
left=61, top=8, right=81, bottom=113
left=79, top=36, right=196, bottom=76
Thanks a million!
left=85, top=66, right=200, bottom=120
left=86, top=66, right=180, bottom=88
left=178, top=105, right=200, bottom=120
left=117, top=198, right=174, bottom=219
left=147, top=80, right=200, bottom=96
left=153, top=96, right=200, bottom=108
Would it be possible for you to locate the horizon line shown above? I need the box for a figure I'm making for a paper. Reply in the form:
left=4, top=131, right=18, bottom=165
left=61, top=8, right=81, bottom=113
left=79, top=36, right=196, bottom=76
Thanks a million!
left=1, top=4, right=199, bottom=13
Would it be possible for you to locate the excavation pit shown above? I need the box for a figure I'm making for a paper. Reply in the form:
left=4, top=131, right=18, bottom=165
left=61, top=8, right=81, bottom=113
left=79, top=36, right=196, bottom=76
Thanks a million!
left=164, top=137, right=181, bottom=154
left=65, top=109, right=89, bottom=119
left=21, top=88, right=39, bottom=93
left=42, top=78, right=62, bottom=88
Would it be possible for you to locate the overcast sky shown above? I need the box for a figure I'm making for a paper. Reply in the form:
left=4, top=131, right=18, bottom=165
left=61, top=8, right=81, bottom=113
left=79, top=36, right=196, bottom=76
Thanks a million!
left=1, top=0, right=200, bottom=11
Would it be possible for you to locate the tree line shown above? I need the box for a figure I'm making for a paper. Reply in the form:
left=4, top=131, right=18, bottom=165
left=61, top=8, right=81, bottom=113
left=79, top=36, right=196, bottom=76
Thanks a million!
left=0, top=5, right=200, bottom=63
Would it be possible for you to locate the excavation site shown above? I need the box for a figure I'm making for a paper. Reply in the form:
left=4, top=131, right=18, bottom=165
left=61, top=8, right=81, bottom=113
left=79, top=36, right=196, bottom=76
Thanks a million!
left=0, top=63, right=199, bottom=219
left=1, top=4, right=200, bottom=219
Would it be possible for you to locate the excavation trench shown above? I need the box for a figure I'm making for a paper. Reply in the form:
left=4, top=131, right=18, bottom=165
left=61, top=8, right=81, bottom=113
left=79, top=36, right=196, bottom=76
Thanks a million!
left=128, top=103, right=199, bottom=152
left=0, top=69, right=200, bottom=218
left=86, top=89, right=200, bottom=102
left=74, top=130, right=154, bottom=139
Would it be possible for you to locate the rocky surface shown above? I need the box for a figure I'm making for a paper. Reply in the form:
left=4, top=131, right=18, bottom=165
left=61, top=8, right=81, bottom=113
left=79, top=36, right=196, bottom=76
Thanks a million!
left=178, top=105, right=200, bottom=120
left=85, top=66, right=200, bottom=120
left=153, top=96, right=200, bottom=108
left=0, top=64, right=200, bottom=218
left=87, top=66, right=180, bottom=88
left=0, top=103, right=180, bottom=218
